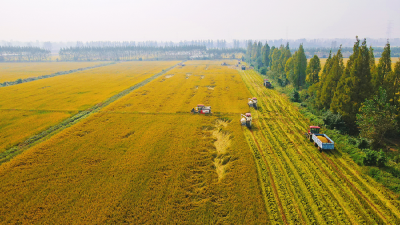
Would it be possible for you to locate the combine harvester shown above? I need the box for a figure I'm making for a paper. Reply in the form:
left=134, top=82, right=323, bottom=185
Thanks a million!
left=306, top=126, right=334, bottom=152
left=263, top=79, right=272, bottom=88
left=240, top=113, right=252, bottom=128
left=191, top=104, right=211, bottom=114
left=248, top=97, right=258, bottom=109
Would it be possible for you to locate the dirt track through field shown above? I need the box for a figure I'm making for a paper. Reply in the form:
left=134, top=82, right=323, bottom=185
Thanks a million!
left=239, top=69, right=400, bottom=224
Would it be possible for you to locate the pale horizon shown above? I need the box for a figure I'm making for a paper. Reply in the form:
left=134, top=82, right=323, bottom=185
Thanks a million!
left=1, top=0, right=399, bottom=42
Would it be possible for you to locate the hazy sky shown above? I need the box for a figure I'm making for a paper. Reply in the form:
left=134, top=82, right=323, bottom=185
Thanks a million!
left=1, top=0, right=399, bottom=42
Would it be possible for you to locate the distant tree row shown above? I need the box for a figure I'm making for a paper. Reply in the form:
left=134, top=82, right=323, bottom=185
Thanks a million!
left=59, top=46, right=207, bottom=61
left=0, top=46, right=50, bottom=62
left=246, top=41, right=307, bottom=88
left=303, top=46, right=400, bottom=58
left=58, top=46, right=246, bottom=61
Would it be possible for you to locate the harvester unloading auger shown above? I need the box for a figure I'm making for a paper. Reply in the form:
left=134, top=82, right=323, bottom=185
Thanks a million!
left=240, top=113, right=252, bottom=128
left=191, top=104, right=211, bottom=114
left=248, top=97, right=258, bottom=109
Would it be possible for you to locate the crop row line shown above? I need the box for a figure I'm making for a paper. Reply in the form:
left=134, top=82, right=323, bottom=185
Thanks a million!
left=239, top=69, right=400, bottom=224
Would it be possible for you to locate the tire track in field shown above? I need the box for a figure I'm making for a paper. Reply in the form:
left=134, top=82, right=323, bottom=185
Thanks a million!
left=0, top=61, right=183, bottom=165
left=239, top=69, right=400, bottom=224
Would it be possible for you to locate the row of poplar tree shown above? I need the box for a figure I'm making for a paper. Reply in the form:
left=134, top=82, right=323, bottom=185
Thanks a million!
left=246, top=37, right=400, bottom=138
left=246, top=41, right=308, bottom=88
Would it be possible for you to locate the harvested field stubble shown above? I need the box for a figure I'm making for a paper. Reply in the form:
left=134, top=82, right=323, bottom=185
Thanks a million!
left=239, top=69, right=400, bottom=224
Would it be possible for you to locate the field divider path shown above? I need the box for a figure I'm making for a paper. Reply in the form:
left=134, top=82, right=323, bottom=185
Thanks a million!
left=0, top=61, right=183, bottom=165
left=0, top=62, right=116, bottom=87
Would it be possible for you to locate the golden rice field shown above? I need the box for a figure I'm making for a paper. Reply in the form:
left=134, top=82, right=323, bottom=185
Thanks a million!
left=0, top=61, right=178, bottom=153
left=0, top=62, right=106, bottom=83
left=240, top=69, right=400, bottom=224
left=0, top=61, right=267, bottom=224
left=103, top=60, right=250, bottom=114
left=2, top=60, right=400, bottom=224
left=0, top=110, right=73, bottom=153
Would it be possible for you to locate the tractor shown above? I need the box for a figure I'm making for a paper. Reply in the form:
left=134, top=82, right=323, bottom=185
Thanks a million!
left=248, top=97, right=258, bottom=109
left=264, top=79, right=272, bottom=88
left=240, top=113, right=252, bottom=128
left=191, top=104, right=211, bottom=114
left=306, top=126, right=335, bottom=152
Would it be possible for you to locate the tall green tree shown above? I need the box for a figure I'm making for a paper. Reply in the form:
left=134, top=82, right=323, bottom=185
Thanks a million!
left=386, top=60, right=400, bottom=106
left=292, top=44, right=307, bottom=89
left=285, top=56, right=294, bottom=85
left=356, top=87, right=397, bottom=147
left=331, top=38, right=373, bottom=125
left=246, top=40, right=253, bottom=59
left=305, top=55, right=321, bottom=85
left=316, top=51, right=333, bottom=108
left=373, top=41, right=392, bottom=93
left=262, top=42, right=270, bottom=67
left=319, top=48, right=344, bottom=109
left=270, top=48, right=281, bottom=73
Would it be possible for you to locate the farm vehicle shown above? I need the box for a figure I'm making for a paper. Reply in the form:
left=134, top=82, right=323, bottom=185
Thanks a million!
left=240, top=113, right=252, bottom=128
left=306, top=126, right=334, bottom=152
left=248, top=97, right=258, bottom=109
left=263, top=79, right=272, bottom=88
left=191, top=104, right=211, bottom=114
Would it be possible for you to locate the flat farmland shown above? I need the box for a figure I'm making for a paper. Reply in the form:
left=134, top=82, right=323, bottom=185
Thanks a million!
left=0, top=61, right=268, bottom=223
left=0, top=62, right=107, bottom=83
left=104, top=60, right=250, bottom=113
left=0, top=61, right=178, bottom=154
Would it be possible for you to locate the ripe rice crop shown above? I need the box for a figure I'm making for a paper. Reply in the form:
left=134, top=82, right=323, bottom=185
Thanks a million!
left=0, top=62, right=106, bottom=83
left=0, top=61, right=178, bottom=154
left=103, top=60, right=251, bottom=113
left=0, top=112, right=268, bottom=224
left=0, top=110, right=72, bottom=153
left=240, top=69, right=400, bottom=224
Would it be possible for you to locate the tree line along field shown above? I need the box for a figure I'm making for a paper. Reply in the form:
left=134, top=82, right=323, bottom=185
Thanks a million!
left=316, top=57, right=399, bottom=72
left=0, top=62, right=107, bottom=83
left=1, top=60, right=400, bottom=223
left=240, top=69, right=400, bottom=224
left=0, top=61, right=178, bottom=154
left=0, top=61, right=267, bottom=224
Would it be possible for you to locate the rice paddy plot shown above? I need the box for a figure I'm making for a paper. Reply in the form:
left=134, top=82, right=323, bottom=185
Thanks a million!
left=0, top=61, right=178, bottom=156
left=0, top=62, right=107, bottom=83
left=103, top=60, right=251, bottom=114
left=0, top=113, right=267, bottom=224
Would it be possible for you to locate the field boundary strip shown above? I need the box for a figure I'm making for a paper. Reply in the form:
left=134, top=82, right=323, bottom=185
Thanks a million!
left=0, top=62, right=116, bottom=87
left=0, top=61, right=183, bottom=165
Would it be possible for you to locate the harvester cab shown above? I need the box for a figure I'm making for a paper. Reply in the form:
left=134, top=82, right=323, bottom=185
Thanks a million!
left=248, top=97, right=258, bottom=109
left=264, top=79, right=272, bottom=88
left=240, top=113, right=252, bottom=128
left=191, top=104, right=211, bottom=114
